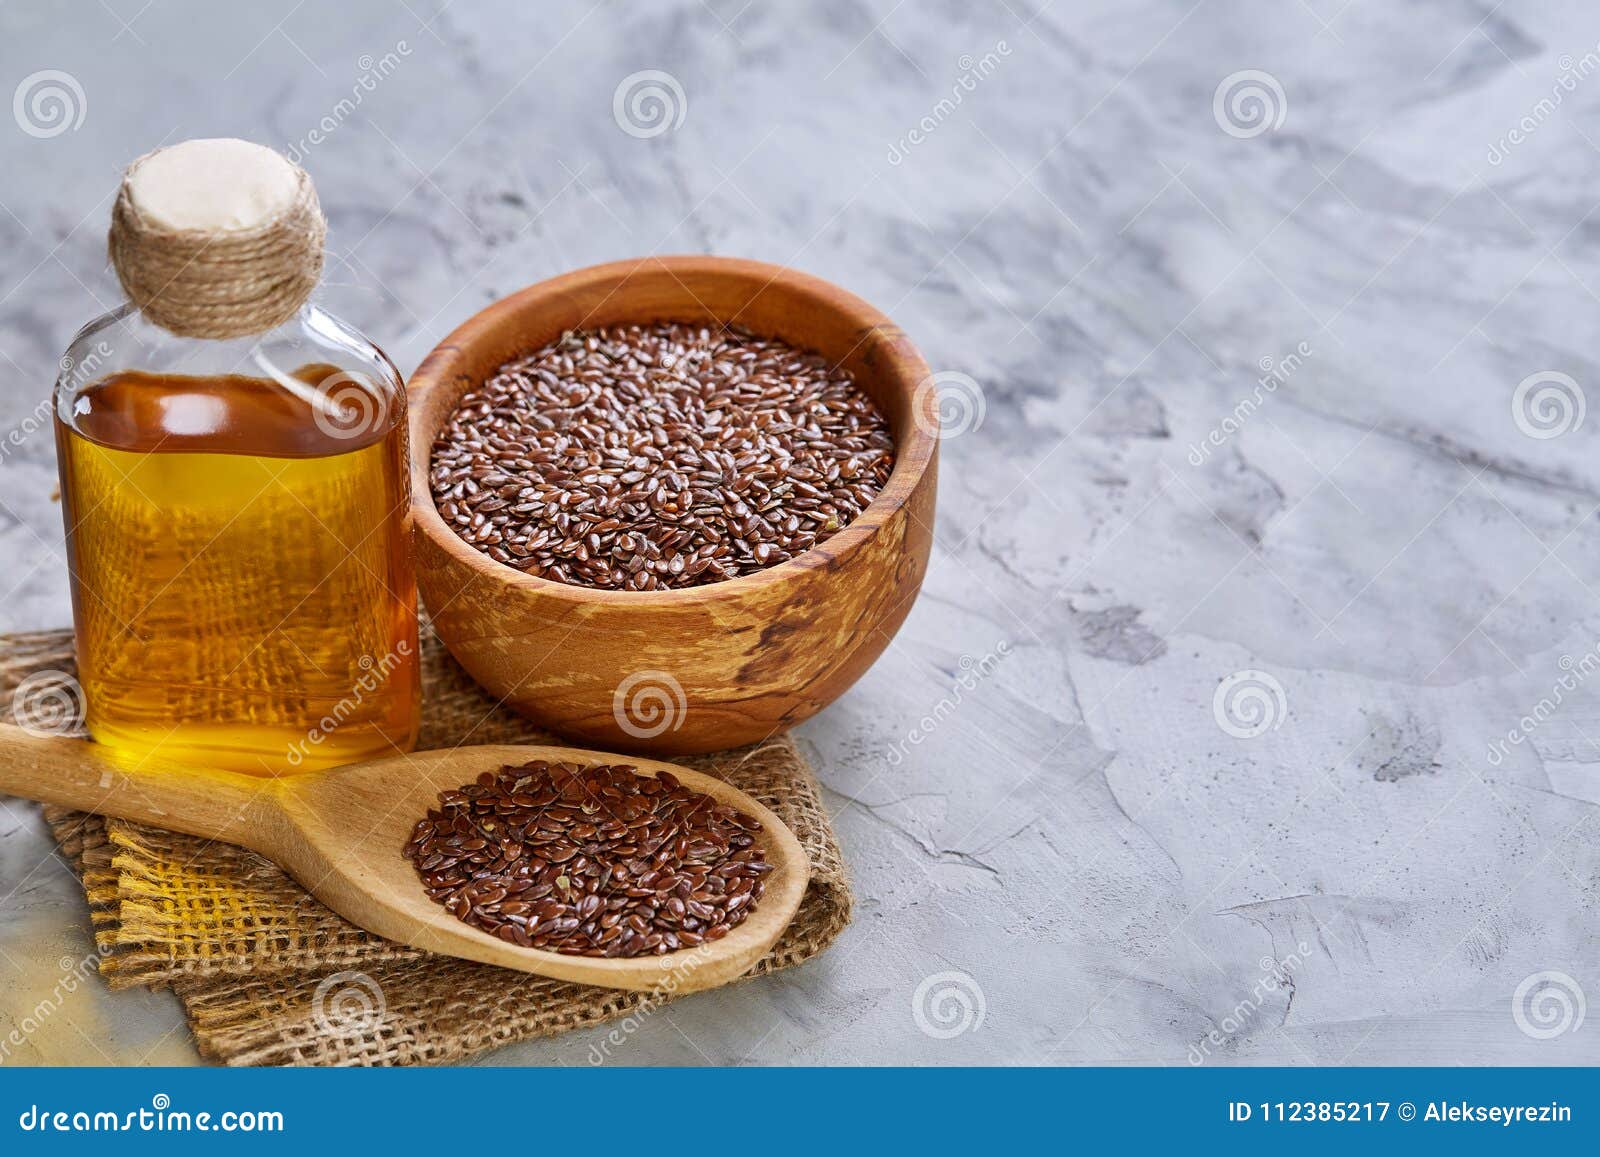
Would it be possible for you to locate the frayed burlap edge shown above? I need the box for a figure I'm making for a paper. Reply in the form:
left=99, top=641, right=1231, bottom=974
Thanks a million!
left=8, top=627, right=852, bottom=1066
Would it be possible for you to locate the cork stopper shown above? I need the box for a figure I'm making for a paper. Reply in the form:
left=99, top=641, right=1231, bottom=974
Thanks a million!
left=107, top=139, right=327, bottom=340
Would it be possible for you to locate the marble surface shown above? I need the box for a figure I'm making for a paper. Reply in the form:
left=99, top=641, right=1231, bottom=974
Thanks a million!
left=2, top=0, right=1599, bottom=1066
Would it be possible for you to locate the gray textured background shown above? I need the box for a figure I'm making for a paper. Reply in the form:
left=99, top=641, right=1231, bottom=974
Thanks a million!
left=2, top=0, right=1599, bottom=1065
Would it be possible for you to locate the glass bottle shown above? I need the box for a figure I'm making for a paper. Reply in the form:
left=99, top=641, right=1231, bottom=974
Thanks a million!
left=53, top=141, right=419, bottom=774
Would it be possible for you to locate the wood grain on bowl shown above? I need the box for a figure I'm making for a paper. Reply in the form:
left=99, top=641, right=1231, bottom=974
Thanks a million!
left=408, top=256, right=938, bottom=755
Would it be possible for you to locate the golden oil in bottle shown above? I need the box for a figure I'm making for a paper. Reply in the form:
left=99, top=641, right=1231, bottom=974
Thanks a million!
left=58, top=138, right=421, bottom=774
left=55, top=364, right=419, bottom=773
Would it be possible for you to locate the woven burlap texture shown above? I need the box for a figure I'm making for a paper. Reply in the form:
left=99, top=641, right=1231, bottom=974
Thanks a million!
left=3, top=626, right=851, bottom=1066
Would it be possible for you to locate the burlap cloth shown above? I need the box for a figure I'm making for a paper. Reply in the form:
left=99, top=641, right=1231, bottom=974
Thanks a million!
left=1, top=626, right=851, bottom=1066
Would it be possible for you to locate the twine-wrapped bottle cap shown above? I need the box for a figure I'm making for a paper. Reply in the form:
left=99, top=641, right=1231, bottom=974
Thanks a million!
left=108, top=138, right=327, bottom=340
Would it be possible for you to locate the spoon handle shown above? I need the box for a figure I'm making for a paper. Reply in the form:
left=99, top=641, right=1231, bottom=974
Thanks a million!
left=0, top=723, right=280, bottom=848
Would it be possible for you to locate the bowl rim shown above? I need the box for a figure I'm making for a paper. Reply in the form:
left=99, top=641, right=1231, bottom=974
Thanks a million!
left=408, top=255, right=938, bottom=607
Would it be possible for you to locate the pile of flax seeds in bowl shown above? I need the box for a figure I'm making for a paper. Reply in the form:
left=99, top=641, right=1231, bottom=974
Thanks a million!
left=430, top=322, right=896, bottom=591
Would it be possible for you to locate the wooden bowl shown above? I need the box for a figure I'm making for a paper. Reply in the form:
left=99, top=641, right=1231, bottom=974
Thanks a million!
left=408, top=256, right=938, bottom=755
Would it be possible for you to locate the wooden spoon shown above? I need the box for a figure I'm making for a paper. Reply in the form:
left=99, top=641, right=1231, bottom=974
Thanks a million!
left=0, top=724, right=809, bottom=994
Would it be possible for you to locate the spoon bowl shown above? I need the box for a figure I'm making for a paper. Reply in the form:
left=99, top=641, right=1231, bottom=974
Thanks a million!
left=0, top=725, right=809, bottom=993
